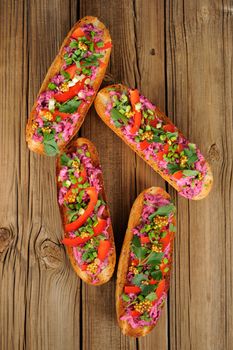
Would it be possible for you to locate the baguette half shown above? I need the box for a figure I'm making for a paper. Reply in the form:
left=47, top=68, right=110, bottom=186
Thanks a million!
left=116, top=187, right=175, bottom=337
left=26, top=16, right=111, bottom=156
left=94, top=84, right=213, bottom=200
left=57, top=138, right=116, bottom=285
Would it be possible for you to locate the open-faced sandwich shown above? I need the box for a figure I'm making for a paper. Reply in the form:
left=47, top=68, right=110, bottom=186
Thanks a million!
left=57, top=138, right=116, bottom=285
left=116, top=187, right=176, bottom=337
left=94, top=84, right=213, bottom=199
left=26, top=16, right=112, bottom=156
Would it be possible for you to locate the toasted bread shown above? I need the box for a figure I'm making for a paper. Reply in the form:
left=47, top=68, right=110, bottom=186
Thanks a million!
left=116, top=187, right=175, bottom=337
left=26, top=17, right=111, bottom=156
left=57, top=137, right=116, bottom=285
left=94, top=84, right=213, bottom=200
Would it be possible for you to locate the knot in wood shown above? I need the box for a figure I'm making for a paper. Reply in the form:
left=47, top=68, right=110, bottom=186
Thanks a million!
left=39, top=239, right=64, bottom=269
left=208, top=143, right=220, bottom=162
left=0, top=228, right=12, bottom=254
left=150, top=48, right=155, bottom=55
left=103, top=72, right=115, bottom=85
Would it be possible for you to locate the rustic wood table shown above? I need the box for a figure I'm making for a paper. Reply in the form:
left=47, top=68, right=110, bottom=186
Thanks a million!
left=0, top=1, right=232, bottom=349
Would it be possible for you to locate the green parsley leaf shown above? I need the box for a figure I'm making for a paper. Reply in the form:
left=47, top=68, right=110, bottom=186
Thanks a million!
left=141, top=284, right=156, bottom=296
left=183, top=170, right=199, bottom=177
left=43, top=133, right=59, bottom=156
left=132, top=235, right=141, bottom=248
left=96, top=41, right=104, bottom=47
left=140, top=314, right=152, bottom=322
left=132, top=273, right=147, bottom=286
left=152, top=135, right=161, bottom=143
left=69, top=41, right=79, bottom=49
left=149, top=203, right=176, bottom=220
left=146, top=252, right=164, bottom=266
left=111, top=108, right=128, bottom=126
left=187, top=154, right=198, bottom=166
left=167, top=163, right=181, bottom=174
left=61, top=70, right=71, bottom=80
left=151, top=270, right=163, bottom=281
left=60, top=153, right=71, bottom=166
left=121, top=293, right=130, bottom=302
left=167, top=132, right=178, bottom=139
left=169, top=223, right=176, bottom=232
left=59, top=99, right=81, bottom=113
left=188, top=143, right=196, bottom=151
left=132, top=246, right=147, bottom=259
left=145, top=292, right=157, bottom=301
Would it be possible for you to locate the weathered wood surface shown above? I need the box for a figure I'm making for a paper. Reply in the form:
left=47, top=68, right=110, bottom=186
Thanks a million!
left=0, top=1, right=232, bottom=349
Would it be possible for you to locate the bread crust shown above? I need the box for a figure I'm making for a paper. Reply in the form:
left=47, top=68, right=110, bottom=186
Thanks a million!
left=94, top=84, right=213, bottom=200
left=26, top=16, right=111, bottom=156
left=116, top=187, right=174, bottom=337
left=56, top=137, right=116, bottom=285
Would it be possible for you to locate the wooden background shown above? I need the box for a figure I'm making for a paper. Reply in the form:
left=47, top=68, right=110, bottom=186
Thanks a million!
left=0, top=0, right=232, bottom=349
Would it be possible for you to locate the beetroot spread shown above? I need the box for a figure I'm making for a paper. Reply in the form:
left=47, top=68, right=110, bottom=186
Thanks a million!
left=106, top=88, right=208, bottom=199
left=58, top=144, right=112, bottom=284
left=32, top=23, right=110, bottom=156
left=120, top=193, right=176, bottom=329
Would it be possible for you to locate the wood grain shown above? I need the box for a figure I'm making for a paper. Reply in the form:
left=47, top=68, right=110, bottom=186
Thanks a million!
left=0, top=0, right=232, bottom=349
left=166, top=1, right=233, bottom=350
left=79, top=1, right=137, bottom=349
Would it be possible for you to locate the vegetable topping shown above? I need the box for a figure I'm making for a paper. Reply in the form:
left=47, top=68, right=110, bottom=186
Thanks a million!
left=32, top=23, right=111, bottom=155
left=106, top=88, right=208, bottom=199
left=120, top=192, right=176, bottom=329
left=58, top=143, right=112, bottom=283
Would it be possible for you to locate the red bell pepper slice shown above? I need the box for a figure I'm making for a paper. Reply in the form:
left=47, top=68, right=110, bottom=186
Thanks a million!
left=130, top=310, right=141, bottom=317
left=65, top=64, right=81, bottom=79
left=53, top=109, right=71, bottom=120
left=156, top=151, right=165, bottom=161
left=81, top=263, right=88, bottom=271
left=149, top=117, right=159, bottom=128
left=155, top=279, right=166, bottom=300
left=93, top=218, right=107, bottom=234
left=54, top=79, right=85, bottom=103
left=173, top=170, right=183, bottom=180
left=97, top=240, right=111, bottom=261
left=65, top=187, right=98, bottom=232
left=124, top=285, right=141, bottom=294
left=140, top=140, right=150, bottom=151
left=160, top=232, right=173, bottom=249
left=140, top=236, right=151, bottom=244
left=164, top=144, right=170, bottom=153
left=177, top=144, right=183, bottom=152
left=149, top=279, right=158, bottom=285
left=71, top=27, right=86, bottom=39
left=79, top=166, right=87, bottom=184
left=62, top=218, right=107, bottom=247
left=129, top=89, right=142, bottom=134
left=163, top=124, right=175, bottom=133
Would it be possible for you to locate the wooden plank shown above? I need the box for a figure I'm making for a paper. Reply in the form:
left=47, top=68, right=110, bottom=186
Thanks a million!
left=79, top=1, right=137, bottom=349
left=0, top=1, right=81, bottom=349
left=166, top=1, right=233, bottom=349
left=0, top=1, right=232, bottom=349
left=0, top=1, right=30, bottom=349
left=26, top=1, right=81, bottom=349
left=133, top=1, right=169, bottom=349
